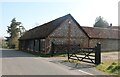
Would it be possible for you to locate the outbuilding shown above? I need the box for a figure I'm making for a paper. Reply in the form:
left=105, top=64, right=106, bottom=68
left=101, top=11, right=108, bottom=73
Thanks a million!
left=19, top=14, right=120, bottom=54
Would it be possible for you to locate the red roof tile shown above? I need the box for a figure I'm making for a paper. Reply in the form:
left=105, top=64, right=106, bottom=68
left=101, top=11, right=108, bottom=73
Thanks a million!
left=82, top=26, right=120, bottom=39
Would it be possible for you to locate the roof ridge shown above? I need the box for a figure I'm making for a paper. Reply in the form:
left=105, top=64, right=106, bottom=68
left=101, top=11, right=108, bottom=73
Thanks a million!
left=27, top=14, right=71, bottom=32
left=19, top=14, right=72, bottom=40
left=82, top=26, right=119, bottom=31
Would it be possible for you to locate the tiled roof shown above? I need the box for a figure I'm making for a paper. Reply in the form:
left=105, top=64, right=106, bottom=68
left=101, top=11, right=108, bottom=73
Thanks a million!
left=19, top=14, right=120, bottom=40
left=82, top=26, right=120, bottom=39
left=108, top=26, right=120, bottom=29
left=19, top=14, right=71, bottom=40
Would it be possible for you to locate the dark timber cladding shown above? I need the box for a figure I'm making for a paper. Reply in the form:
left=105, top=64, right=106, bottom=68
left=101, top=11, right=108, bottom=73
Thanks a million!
left=19, top=14, right=120, bottom=54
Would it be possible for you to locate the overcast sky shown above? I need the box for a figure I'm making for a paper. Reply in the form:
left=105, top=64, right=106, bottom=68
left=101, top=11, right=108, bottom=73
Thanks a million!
left=0, top=0, right=119, bottom=37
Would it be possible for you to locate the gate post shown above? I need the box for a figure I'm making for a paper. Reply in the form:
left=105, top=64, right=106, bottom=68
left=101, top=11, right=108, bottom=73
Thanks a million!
left=51, top=42, right=54, bottom=57
left=67, top=49, right=70, bottom=60
left=33, top=40, right=35, bottom=53
left=95, top=42, right=101, bottom=65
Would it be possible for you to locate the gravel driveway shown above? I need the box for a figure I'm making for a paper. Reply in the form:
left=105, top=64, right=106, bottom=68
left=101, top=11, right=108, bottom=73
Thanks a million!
left=101, top=52, right=119, bottom=62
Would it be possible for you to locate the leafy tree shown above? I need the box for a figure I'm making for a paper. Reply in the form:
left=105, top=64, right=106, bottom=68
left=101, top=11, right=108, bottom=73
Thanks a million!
left=6, top=18, right=25, bottom=49
left=0, top=38, right=7, bottom=48
left=19, top=25, right=26, bottom=36
left=0, top=37, right=3, bottom=48
left=94, top=16, right=109, bottom=28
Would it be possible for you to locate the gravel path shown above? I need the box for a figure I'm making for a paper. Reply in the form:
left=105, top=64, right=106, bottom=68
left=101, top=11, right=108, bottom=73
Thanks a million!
left=101, top=52, right=119, bottom=62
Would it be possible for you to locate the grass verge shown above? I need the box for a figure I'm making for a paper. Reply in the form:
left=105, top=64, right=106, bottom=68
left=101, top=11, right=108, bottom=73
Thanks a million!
left=62, top=59, right=81, bottom=63
left=96, top=61, right=120, bottom=75
left=38, top=53, right=68, bottom=57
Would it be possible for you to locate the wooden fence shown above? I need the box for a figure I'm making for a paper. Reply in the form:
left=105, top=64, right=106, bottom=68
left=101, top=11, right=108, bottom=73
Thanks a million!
left=51, top=42, right=101, bottom=65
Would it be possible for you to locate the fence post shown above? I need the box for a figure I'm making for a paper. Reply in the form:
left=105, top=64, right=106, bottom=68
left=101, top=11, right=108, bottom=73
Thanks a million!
left=51, top=42, right=54, bottom=57
left=67, top=49, right=70, bottom=60
left=95, top=42, right=101, bottom=65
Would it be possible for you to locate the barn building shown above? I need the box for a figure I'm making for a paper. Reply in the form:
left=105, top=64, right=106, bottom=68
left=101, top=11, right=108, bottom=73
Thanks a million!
left=19, top=14, right=120, bottom=54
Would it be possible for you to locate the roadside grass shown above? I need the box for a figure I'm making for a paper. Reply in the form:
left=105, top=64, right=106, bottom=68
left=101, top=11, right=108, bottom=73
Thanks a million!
left=52, top=53, right=67, bottom=57
left=37, top=53, right=68, bottom=57
left=96, top=51, right=119, bottom=75
left=96, top=61, right=120, bottom=75
left=62, top=59, right=81, bottom=63
left=62, top=59, right=120, bottom=75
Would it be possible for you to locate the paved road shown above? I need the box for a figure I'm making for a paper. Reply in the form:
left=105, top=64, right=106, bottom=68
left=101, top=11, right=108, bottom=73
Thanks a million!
left=1, top=49, right=106, bottom=75
left=1, top=49, right=84, bottom=75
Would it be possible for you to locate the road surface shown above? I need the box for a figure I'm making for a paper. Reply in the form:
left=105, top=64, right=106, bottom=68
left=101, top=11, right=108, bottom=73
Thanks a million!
left=1, top=49, right=105, bottom=75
